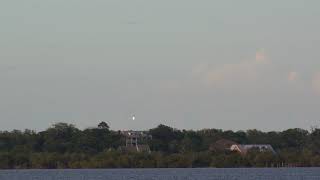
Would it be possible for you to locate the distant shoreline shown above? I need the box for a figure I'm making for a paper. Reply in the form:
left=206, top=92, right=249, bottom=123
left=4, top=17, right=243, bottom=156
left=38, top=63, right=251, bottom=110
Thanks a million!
left=0, top=122, right=319, bottom=169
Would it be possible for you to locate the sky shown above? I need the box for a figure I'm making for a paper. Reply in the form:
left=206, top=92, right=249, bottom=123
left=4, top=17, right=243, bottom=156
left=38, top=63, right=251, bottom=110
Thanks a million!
left=0, top=0, right=320, bottom=131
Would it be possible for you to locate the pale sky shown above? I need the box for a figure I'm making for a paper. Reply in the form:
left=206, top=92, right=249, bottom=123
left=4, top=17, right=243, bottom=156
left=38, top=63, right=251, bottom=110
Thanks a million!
left=0, top=0, right=320, bottom=131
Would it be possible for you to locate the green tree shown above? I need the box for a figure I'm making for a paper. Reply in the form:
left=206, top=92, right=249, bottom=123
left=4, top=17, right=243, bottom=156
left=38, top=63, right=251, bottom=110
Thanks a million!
left=98, top=121, right=110, bottom=130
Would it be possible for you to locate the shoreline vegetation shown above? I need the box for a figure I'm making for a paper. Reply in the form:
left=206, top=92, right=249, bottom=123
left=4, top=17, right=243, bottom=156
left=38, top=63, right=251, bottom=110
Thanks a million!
left=1, top=122, right=320, bottom=169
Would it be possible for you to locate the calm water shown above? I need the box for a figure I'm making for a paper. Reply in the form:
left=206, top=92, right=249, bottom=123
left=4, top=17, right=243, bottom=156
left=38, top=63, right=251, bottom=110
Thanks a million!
left=1, top=168, right=320, bottom=180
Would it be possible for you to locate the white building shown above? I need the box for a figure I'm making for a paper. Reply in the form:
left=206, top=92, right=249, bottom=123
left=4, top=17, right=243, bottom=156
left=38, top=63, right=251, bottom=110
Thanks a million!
left=230, top=144, right=275, bottom=155
left=118, top=131, right=152, bottom=153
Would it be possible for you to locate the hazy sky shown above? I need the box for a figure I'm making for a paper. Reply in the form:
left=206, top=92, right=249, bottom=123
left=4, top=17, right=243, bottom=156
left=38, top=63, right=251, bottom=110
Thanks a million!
left=1, top=0, right=320, bottom=131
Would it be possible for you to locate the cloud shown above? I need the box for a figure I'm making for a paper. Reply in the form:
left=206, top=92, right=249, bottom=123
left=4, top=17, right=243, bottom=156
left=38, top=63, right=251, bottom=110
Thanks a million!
left=204, top=61, right=258, bottom=85
left=192, top=49, right=270, bottom=87
left=312, top=72, right=320, bottom=95
left=288, top=71, right=298, bottom=82
left=255, top=49, right=269, bottom=64
left=192, top=49, right=312, bottom=93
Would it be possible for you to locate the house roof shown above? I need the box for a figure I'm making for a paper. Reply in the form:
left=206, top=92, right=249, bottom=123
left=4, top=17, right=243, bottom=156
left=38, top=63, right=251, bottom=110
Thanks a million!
left=121, top=131, right=151, bottom=138
left=230, top=144, right=275, bottom=154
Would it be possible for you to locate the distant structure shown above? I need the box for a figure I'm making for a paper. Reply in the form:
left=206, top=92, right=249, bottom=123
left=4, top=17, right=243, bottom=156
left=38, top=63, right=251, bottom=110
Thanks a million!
left=230, top=144, right=276, bottom=155
left=118, top=131, right=152, bottom=153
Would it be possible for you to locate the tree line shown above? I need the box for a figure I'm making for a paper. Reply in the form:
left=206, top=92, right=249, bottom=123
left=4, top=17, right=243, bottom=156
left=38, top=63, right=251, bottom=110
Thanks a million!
left=0, top=122, right=320, bottom=169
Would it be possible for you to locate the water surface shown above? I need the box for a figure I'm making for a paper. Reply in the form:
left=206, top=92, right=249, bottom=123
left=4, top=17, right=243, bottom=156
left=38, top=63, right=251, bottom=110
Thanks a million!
left=1, top=168, right=320, bottom=180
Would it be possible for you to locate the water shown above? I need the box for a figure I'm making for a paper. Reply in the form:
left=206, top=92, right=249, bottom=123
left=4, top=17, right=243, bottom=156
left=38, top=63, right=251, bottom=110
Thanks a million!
left=1, top=168, right=320, bottom=180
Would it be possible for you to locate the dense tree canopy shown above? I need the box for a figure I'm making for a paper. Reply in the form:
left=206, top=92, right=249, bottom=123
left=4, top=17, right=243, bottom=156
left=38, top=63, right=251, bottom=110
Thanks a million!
left=0, top=122, right=320, bottom=169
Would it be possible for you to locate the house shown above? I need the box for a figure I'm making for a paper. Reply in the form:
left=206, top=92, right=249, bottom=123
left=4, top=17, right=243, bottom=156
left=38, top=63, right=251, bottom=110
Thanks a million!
left=118, top=131, right=152, bottom=153
left=121, top=131, right=152, bottom=146
left=230, top=144, right=275, bottom=155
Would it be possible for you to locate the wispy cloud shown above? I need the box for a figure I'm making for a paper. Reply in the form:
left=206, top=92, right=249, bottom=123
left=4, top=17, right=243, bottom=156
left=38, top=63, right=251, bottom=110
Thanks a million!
left=312, top=72, right=320, bottom=95
left=288, top=71, right=298, bottom=82
left=255, top=49, right=269, bottom=64
left=192, top=49, right=320, bottom=98
left=192, top=49, right=270, bottom=87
